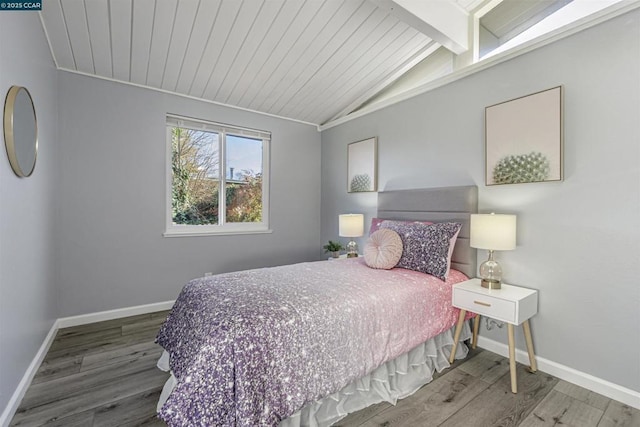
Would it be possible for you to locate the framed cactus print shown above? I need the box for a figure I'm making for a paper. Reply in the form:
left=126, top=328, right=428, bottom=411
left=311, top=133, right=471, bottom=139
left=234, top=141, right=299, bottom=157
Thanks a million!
left=485, top=86, right=563, bottom=185
left=347, top=137, right=377, bottom=193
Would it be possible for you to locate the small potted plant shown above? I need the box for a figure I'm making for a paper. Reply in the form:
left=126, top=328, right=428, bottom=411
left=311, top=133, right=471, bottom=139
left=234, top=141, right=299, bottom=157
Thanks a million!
left=323, top=240, right=344, bottom=258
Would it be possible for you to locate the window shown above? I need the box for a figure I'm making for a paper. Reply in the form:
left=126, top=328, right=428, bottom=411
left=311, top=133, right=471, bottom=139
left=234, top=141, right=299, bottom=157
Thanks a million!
left=165, top=115, right=270, bottom=236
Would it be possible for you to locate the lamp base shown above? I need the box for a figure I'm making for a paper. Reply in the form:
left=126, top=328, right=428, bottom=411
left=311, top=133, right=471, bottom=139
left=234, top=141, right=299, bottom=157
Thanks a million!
left=481, top=278, right=501, bottom=289
left=346, top=240, right=358, bottom=258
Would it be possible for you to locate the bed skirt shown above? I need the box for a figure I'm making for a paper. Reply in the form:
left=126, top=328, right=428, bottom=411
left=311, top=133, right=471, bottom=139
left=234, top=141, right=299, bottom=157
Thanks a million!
left=157, top=321, right=472, bottom=427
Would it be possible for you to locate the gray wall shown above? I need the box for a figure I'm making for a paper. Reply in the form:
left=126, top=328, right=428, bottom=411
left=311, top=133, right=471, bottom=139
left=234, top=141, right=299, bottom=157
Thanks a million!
left=0, top=13, right=58, bottom=414
left=55, top=73, right=321, bottom=316
left=321, top=10, right=640, bottom=392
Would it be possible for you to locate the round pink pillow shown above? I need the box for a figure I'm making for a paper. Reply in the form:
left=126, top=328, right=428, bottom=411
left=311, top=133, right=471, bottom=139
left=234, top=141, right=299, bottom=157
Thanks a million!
left=364, top=229, right=403, bottom=269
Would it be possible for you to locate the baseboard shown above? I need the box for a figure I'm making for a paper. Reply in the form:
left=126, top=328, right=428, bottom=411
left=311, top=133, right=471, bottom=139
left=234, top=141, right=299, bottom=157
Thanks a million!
left=477, top=336, right=640, bottom=410
left=56, top=300, right=175, bottom=329
left=0, top=322, right=58, bottom=427
left=0, top=300, right=175, bottom=427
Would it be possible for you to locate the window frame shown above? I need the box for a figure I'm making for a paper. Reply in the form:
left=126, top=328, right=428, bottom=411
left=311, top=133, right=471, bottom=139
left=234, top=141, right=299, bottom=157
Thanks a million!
left=164, top=114, right=271, bottom=237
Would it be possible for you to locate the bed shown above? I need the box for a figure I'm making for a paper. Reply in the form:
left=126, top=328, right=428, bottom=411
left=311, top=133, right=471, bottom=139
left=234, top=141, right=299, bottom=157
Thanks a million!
left=155, top=185, right=478, bottom=426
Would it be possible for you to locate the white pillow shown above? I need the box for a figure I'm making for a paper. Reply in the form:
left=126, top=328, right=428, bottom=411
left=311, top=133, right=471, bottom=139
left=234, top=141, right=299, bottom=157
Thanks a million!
left=364, top=229, right=403, bottom=269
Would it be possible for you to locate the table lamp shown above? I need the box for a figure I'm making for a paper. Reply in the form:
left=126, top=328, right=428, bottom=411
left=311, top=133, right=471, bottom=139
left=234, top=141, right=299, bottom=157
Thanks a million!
left=339, top=214, right=364, bottom=258
left=470, top=213, right=516, bottom=289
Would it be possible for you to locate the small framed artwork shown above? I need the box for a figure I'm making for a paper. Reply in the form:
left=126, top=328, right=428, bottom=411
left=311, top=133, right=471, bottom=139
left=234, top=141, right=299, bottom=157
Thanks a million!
left=485, top=86, right=563, bottom=185
left=347, top=137, right=377, bottom=193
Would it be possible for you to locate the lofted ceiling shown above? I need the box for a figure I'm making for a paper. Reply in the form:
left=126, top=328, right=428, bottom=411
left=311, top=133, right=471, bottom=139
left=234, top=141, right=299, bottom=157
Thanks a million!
left=40, top=0, right=577, bottom=126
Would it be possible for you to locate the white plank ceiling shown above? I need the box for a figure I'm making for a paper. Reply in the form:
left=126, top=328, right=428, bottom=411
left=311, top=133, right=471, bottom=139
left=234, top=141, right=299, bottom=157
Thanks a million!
left=43, top=0, right=586, bottom=126
left=39, top=0, right=492, bottom=125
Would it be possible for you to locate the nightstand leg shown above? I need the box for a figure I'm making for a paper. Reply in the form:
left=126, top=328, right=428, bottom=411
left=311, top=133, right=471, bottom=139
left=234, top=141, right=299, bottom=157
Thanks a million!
left=507, top=324, right=517, bottom=393
left=472, top=315, right=480, bottom=349
left=449, top=309, right=467, bottom=364
left=523, top=319, right=537, bottom=372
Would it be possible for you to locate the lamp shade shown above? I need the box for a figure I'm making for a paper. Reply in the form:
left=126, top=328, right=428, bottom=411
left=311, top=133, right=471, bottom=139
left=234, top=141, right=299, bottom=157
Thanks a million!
left=470, top=213, right=516, bottom=251
left=339, top=214, right=364, bottom=238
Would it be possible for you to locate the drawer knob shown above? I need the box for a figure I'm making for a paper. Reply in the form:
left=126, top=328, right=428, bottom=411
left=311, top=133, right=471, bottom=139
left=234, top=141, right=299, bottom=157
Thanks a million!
left=474, top=300, right=491, bottom=307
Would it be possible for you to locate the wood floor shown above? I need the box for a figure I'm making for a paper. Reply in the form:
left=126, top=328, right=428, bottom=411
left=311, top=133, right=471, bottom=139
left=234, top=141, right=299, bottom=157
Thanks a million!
left=10, top=312, right=639, bottom=427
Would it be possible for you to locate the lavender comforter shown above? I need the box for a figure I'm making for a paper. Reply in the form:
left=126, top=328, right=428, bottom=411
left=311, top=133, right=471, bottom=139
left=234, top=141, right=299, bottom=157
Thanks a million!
left=156, top=258, right=468, bottom=426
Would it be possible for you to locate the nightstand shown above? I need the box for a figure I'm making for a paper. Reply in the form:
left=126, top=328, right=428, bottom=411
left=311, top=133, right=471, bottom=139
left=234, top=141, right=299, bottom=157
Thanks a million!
left=449, top=278, right=538, bottom=393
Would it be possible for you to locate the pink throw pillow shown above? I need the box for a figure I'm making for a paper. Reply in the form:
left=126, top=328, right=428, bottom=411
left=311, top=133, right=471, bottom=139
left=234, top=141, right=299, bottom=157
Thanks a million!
left=364, top=229, right=404, bottom=269
left=445, top=227, right=461, bottom=277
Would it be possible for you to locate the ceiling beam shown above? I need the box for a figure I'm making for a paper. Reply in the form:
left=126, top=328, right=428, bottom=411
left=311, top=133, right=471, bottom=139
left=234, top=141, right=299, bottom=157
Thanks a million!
left=371, top=0, right=470, bottom=54
left=472, top=0, right=505, bottom=62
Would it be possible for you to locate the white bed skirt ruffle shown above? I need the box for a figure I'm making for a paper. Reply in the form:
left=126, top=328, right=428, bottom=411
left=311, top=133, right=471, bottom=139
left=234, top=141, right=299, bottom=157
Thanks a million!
left=157, top=321, right=472, bottom=427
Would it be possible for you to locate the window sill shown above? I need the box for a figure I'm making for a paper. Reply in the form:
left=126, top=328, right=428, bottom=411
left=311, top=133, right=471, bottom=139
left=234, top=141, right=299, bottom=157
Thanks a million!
left=164, top=228, right=273, bottom=238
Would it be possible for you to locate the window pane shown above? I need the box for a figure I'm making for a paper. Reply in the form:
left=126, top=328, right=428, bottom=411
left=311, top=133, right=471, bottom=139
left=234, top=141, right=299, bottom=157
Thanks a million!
left=171, top=127, right=220, bottom=225
left=225, top=135, right=263, bottom=223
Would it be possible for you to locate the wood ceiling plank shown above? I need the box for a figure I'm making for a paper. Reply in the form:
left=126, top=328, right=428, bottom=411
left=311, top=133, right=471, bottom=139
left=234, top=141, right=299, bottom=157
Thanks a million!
left=252, top=0, right=362, bottom=113
left=246, top=0, right=346, bottom=112
left=274, top=4, right=388, bottom=118
left=60, top=0, right=93, bottom=73
left=261, top=0, right=375, bottom=114
left=209, top=0, right=283, bottom=103
left=278, top=11, right=397, bottom=119
left=110, top=0, right=133, bottom=81
left=188, top=0, right=242, bottom=97
left=40, top=0, right=75, bottom=69
left=236, top=0, right=325, bottom=109
left=327, top=31, right=427, bottom=110
left=146, top=0, right=178, bottom=88
left=302, top=27, right=426, bottom=123
left=295, top=17, right=408, bottom=121
left=223, top=0, right=305, bottom=107
left=161, top=0, right=200, bottom=91
left=130, top=0, right=155, bottom=85
left=326, top=41, right=439, bottom=123
left=84, top=0, right=112, bottom=77
left=174, top=0, right=222, bottom=94
left=201, top=1, right=266, bottom=100
left=317, top=33, right=429, bottom=124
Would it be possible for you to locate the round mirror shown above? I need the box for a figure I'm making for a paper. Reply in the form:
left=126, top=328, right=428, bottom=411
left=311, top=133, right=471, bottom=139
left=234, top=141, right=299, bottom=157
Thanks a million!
left=4, top=86, right=38, bottom=177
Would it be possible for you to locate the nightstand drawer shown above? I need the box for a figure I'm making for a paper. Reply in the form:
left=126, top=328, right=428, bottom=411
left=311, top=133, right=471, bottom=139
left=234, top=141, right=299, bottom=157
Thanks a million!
left=452, top=279, right=538, bottom=325
left=453, top=290, right=516, bottom=323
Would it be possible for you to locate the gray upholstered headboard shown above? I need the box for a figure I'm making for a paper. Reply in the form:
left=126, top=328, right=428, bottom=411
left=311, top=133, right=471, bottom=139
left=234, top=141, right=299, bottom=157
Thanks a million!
left=377, top=186, right=478, bottom=278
